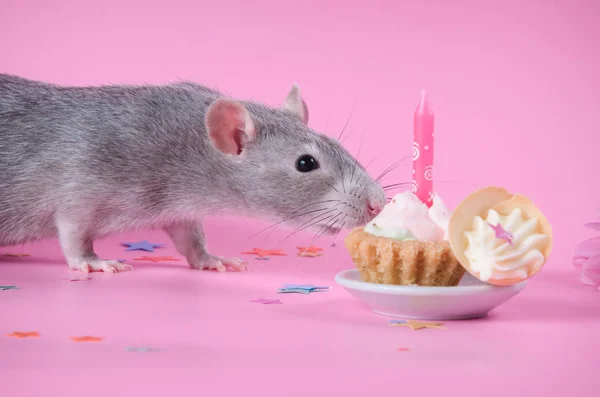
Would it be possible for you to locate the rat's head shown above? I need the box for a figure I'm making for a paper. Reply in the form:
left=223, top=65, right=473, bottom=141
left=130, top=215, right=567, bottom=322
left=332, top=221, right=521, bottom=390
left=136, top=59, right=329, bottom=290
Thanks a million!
left=205, top=84, right=386, bottom=235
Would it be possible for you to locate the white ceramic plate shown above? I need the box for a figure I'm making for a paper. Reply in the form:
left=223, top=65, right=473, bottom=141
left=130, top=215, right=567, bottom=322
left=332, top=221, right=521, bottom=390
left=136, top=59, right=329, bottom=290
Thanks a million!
left=334, top=269, right=526, bottom=320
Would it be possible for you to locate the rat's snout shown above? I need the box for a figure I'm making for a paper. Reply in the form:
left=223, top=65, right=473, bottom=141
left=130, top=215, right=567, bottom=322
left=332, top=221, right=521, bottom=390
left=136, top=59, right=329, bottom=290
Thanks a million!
left=367, top=199, right=383, bottom=216
left=365, top=188, right=386, bottom=220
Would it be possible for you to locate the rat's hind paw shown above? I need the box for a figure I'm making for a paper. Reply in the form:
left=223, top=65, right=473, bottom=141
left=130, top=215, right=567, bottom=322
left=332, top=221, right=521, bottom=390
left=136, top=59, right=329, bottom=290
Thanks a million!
left=69, top=259, right=133, bottom=273
left=189, top=254, right=247, bottom=273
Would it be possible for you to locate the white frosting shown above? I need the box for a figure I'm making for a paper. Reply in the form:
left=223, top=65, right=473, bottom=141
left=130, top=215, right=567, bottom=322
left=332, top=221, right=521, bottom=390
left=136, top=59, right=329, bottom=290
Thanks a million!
left=463, top=208, right=549, bottom=281
left=364, top=191, right=450, bottom=242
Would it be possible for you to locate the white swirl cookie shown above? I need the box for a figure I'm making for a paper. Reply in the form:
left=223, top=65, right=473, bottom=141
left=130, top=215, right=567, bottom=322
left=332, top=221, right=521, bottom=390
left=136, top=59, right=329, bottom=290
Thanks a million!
left=448, top=187, right=552, bottom=286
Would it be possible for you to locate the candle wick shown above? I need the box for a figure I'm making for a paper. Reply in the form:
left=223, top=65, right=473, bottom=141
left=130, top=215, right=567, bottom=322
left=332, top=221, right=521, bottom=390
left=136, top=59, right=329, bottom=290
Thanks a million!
left=415, top=89, right=434, bottom=116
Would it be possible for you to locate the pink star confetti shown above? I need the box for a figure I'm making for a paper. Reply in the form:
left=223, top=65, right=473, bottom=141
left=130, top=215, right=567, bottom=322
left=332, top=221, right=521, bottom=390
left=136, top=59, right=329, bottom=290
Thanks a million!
left=487, top=222, right=514, bottom=245
left=250, top=298, right=282, bottom=305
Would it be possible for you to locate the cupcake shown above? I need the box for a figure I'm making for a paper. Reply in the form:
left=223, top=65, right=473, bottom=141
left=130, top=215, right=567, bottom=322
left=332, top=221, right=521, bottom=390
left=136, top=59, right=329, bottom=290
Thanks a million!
left=344, top=191, right=465, bottom=286
left=448, top=186, right=552, bottom=286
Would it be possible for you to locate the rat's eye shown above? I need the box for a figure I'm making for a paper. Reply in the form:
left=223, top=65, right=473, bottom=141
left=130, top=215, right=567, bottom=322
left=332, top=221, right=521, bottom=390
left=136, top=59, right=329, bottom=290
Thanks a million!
left=295, top=155, right=319, bottom=172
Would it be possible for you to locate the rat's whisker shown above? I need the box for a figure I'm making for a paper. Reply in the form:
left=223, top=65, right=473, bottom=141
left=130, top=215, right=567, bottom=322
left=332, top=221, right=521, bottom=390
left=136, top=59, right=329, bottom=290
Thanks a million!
left=234, top=207, right=332, bottom=249
left=324, top=181, right=339, bottom=193
left=349, top=164, right=357, bottom=187
left=338, top=162, right=348, bottom=194
left=382, top=182, right=412, bottom=191
left=281, top=203, right=347, bottom=242
left=376, top=162, right=411, bottom=184
left=375, top=155, right=411, bottom=182
left=330, top=218, right=347, bottom=246
left=349, top=130, right=367, bottom=186
left=338, top=101, right=357, bottom=141
left=340, top=127, right=356, bottom=144
left=286, top=208, right=339, bottom=235
left=376, top=159, right=407, bottom=180
left=365, top=154, right=382, bottom=171
left=233, top=200, right=339, bottom=248
left=356, top=129, right=367, bottom=162
left=291, top=213, right=342, bottom=267
left=326, top=217, right=348, bottom=266
left=281, top=212, right=338, bottom=242
left=316, top=213, right=343, bottom=237
left=309, top=214, right=341, bottom=243
left=308, top=213, right=347, bottom=248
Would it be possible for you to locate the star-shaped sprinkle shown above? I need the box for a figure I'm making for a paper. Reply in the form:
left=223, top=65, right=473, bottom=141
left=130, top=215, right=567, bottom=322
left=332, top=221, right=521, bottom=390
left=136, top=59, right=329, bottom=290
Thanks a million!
left=132, top=256, right=181, bottom=263
left=278, top=284, right=330, bottom=294
left=3, top=252, right=30, bottom=257
left=241, top=248, right=269, bottom=257
left=487, top=223, right=514, bottom=245
left=278, top=288, right=312, bottom=294
left=70, top=336, right=104, bottom=342
left=297, top=251, right=323, bottom=258
left=389, top=320, right=446, bottom=330
left=7, top=331, right=40, bottom=338
left=0, top=285, right=19, bottom=290
left=127, top=347, right=160, bottom=353
left=241, top=248, right=287, bottom=257
left=121, top=240, right=165, bottom=252
left=250, top=298, right=282, bottom=304
left=283, top=284, right=329, bottom=290
left=296, top=245, right=324, bottom=254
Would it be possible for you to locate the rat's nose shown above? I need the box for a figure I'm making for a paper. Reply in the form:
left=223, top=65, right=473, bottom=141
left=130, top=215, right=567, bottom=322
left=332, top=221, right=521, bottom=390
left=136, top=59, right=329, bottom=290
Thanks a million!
left=367, top=199, right=383, bottom=216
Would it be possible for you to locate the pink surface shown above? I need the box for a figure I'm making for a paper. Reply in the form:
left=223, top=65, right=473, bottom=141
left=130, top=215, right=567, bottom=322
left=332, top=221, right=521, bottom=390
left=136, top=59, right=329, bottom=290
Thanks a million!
left=1, top=0, right=600, bottom=395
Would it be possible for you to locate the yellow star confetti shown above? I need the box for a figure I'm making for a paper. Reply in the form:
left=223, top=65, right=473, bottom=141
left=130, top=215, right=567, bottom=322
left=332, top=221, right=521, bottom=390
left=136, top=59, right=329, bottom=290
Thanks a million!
left=389, top=320, right=446, bottom=330
left=297, top=251, right=323, bottom=258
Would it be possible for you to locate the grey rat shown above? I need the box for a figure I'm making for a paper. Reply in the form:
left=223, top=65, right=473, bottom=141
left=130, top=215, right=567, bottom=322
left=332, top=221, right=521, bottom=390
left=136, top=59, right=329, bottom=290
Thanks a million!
left=0, top=74, right=386, bottom=272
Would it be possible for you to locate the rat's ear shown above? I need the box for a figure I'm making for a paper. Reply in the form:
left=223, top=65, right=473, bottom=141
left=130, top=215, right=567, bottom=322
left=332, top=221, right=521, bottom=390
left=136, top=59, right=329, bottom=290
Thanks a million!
left=282, top=83, right=309, bottom=125
left=205, top=98, right=256, bottom=156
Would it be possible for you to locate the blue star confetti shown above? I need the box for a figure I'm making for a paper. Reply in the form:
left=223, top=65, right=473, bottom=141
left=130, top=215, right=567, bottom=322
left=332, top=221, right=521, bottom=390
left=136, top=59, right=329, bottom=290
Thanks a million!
left=278, top=284, right=330, bottom=294
left=388, top=319, right=408, bottom=325
left=120, top=240, right=165, bottom=252
left=0, top=285, right=19, bottom=291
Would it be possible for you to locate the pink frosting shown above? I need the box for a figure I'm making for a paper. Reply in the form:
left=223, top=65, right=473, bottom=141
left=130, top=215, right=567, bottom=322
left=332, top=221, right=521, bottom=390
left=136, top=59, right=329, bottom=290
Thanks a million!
left=365, top=191, right=450, bottom=242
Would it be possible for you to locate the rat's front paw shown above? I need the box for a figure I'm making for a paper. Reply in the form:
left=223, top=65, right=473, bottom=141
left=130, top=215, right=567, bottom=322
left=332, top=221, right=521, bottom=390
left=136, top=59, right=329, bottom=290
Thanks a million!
left=68, top=258, right=133, bottom=273
left=189, top=254, right=247, bottom=273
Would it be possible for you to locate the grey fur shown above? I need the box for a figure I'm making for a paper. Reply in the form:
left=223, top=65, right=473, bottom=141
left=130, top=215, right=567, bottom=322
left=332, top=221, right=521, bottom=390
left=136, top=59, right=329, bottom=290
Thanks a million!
left=0, top=74, right=385, bottom=272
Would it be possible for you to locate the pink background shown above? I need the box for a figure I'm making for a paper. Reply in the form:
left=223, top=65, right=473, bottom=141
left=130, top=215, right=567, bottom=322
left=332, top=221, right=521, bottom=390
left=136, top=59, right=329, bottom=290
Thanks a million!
left=1, top=0, right=599, bottom=396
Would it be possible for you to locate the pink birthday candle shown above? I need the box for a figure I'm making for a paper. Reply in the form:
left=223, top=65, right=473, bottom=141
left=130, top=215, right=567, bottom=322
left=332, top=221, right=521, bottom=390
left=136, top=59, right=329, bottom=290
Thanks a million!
left=412, top=90, right=434, bottom=207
